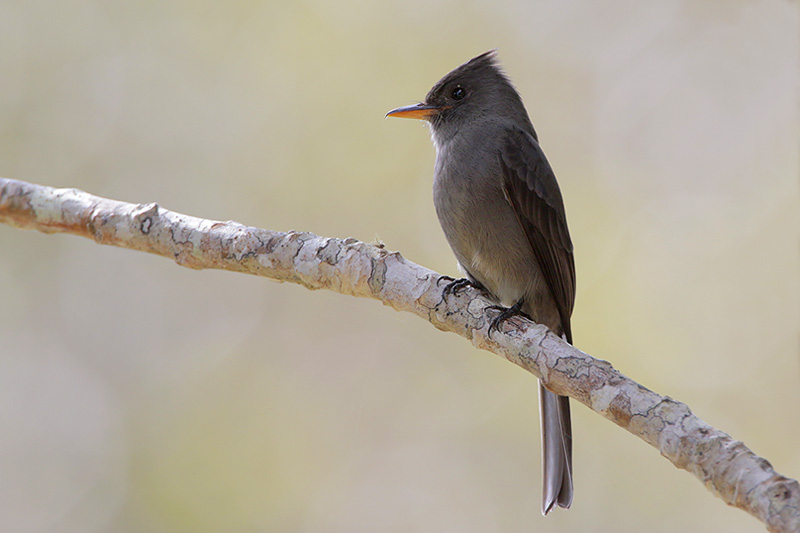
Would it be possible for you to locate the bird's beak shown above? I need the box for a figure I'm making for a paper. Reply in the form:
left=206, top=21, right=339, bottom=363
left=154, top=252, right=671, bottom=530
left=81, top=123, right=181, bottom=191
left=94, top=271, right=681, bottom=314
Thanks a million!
left=386, top=103, right=442, bottom=120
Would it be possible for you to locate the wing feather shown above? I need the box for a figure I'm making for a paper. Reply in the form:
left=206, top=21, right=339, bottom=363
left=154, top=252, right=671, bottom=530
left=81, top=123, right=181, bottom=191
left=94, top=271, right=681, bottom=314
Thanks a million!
left=498, top=128, right=576, bottom=342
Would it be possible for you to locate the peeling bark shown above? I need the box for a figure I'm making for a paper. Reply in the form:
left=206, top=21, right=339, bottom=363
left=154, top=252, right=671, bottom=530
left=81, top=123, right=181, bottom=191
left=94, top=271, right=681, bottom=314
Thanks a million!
left=1, top=176, right=798, bottom=532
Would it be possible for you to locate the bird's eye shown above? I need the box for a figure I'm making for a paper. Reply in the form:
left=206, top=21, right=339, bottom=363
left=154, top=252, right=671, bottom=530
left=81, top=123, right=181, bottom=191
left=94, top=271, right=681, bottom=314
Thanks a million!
left=451, top=87, right=466, bottom=100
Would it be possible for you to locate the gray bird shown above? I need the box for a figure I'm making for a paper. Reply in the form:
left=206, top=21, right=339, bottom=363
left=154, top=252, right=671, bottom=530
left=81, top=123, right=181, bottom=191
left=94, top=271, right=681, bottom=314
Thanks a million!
left=387, top=50, right=575, bottom=515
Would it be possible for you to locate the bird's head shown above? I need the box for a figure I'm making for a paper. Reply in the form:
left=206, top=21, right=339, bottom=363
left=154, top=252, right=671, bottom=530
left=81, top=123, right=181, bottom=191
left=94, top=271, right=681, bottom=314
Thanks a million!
left=387, top=50, right=533, bottom=141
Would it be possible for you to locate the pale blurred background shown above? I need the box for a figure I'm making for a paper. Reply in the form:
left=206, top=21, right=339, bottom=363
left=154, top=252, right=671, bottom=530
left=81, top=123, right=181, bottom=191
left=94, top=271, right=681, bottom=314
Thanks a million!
left=0, top=1, right=797, bottom=532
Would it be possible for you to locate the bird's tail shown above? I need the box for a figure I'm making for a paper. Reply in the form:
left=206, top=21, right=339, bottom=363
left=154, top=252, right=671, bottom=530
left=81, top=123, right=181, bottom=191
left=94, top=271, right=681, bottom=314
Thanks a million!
left=540, top=381, right=573, bottom=515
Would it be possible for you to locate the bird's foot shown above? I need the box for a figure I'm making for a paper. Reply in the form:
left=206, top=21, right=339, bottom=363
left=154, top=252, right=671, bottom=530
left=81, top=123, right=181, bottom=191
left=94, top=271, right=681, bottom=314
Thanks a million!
left=487, top=299, right=525, bottom=337
left=440, top=276, right=478, bottom=297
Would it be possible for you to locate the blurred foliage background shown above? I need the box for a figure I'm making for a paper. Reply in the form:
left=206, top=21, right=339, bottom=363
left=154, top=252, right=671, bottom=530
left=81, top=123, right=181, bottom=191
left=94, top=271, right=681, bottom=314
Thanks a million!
left=0, top=1, right=798, bottom=532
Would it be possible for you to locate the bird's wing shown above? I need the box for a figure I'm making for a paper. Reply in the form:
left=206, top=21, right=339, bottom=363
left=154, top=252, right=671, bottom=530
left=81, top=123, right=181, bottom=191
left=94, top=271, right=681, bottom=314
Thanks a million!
left=498, top=127, right=575, bottom=342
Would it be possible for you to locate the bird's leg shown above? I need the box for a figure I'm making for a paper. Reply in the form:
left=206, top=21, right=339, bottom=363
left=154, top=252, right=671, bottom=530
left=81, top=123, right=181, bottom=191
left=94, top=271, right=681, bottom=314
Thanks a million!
left=487, top=299, right=525, bottom=336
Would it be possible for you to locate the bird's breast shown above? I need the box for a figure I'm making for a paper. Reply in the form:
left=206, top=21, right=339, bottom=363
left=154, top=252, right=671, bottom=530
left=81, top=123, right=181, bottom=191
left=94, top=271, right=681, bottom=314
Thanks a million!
left=432, top=136, right=545, bottom=308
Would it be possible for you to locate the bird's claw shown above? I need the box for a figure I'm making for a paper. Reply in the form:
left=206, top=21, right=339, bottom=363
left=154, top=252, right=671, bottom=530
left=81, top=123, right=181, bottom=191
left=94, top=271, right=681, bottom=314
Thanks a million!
left=441, top=276, right=474, bottom=297
left=487, top=300, right=525, bottom=337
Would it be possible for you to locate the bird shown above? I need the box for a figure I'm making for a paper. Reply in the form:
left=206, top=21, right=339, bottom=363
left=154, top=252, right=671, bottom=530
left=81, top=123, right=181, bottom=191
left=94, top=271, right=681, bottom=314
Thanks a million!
left=387, top=50, right=576, bottom=515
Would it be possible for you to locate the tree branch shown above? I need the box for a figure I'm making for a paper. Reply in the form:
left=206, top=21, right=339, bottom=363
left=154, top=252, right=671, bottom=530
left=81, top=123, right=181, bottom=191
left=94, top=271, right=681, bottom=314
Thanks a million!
left=1, top=176, right=797, bottom=532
